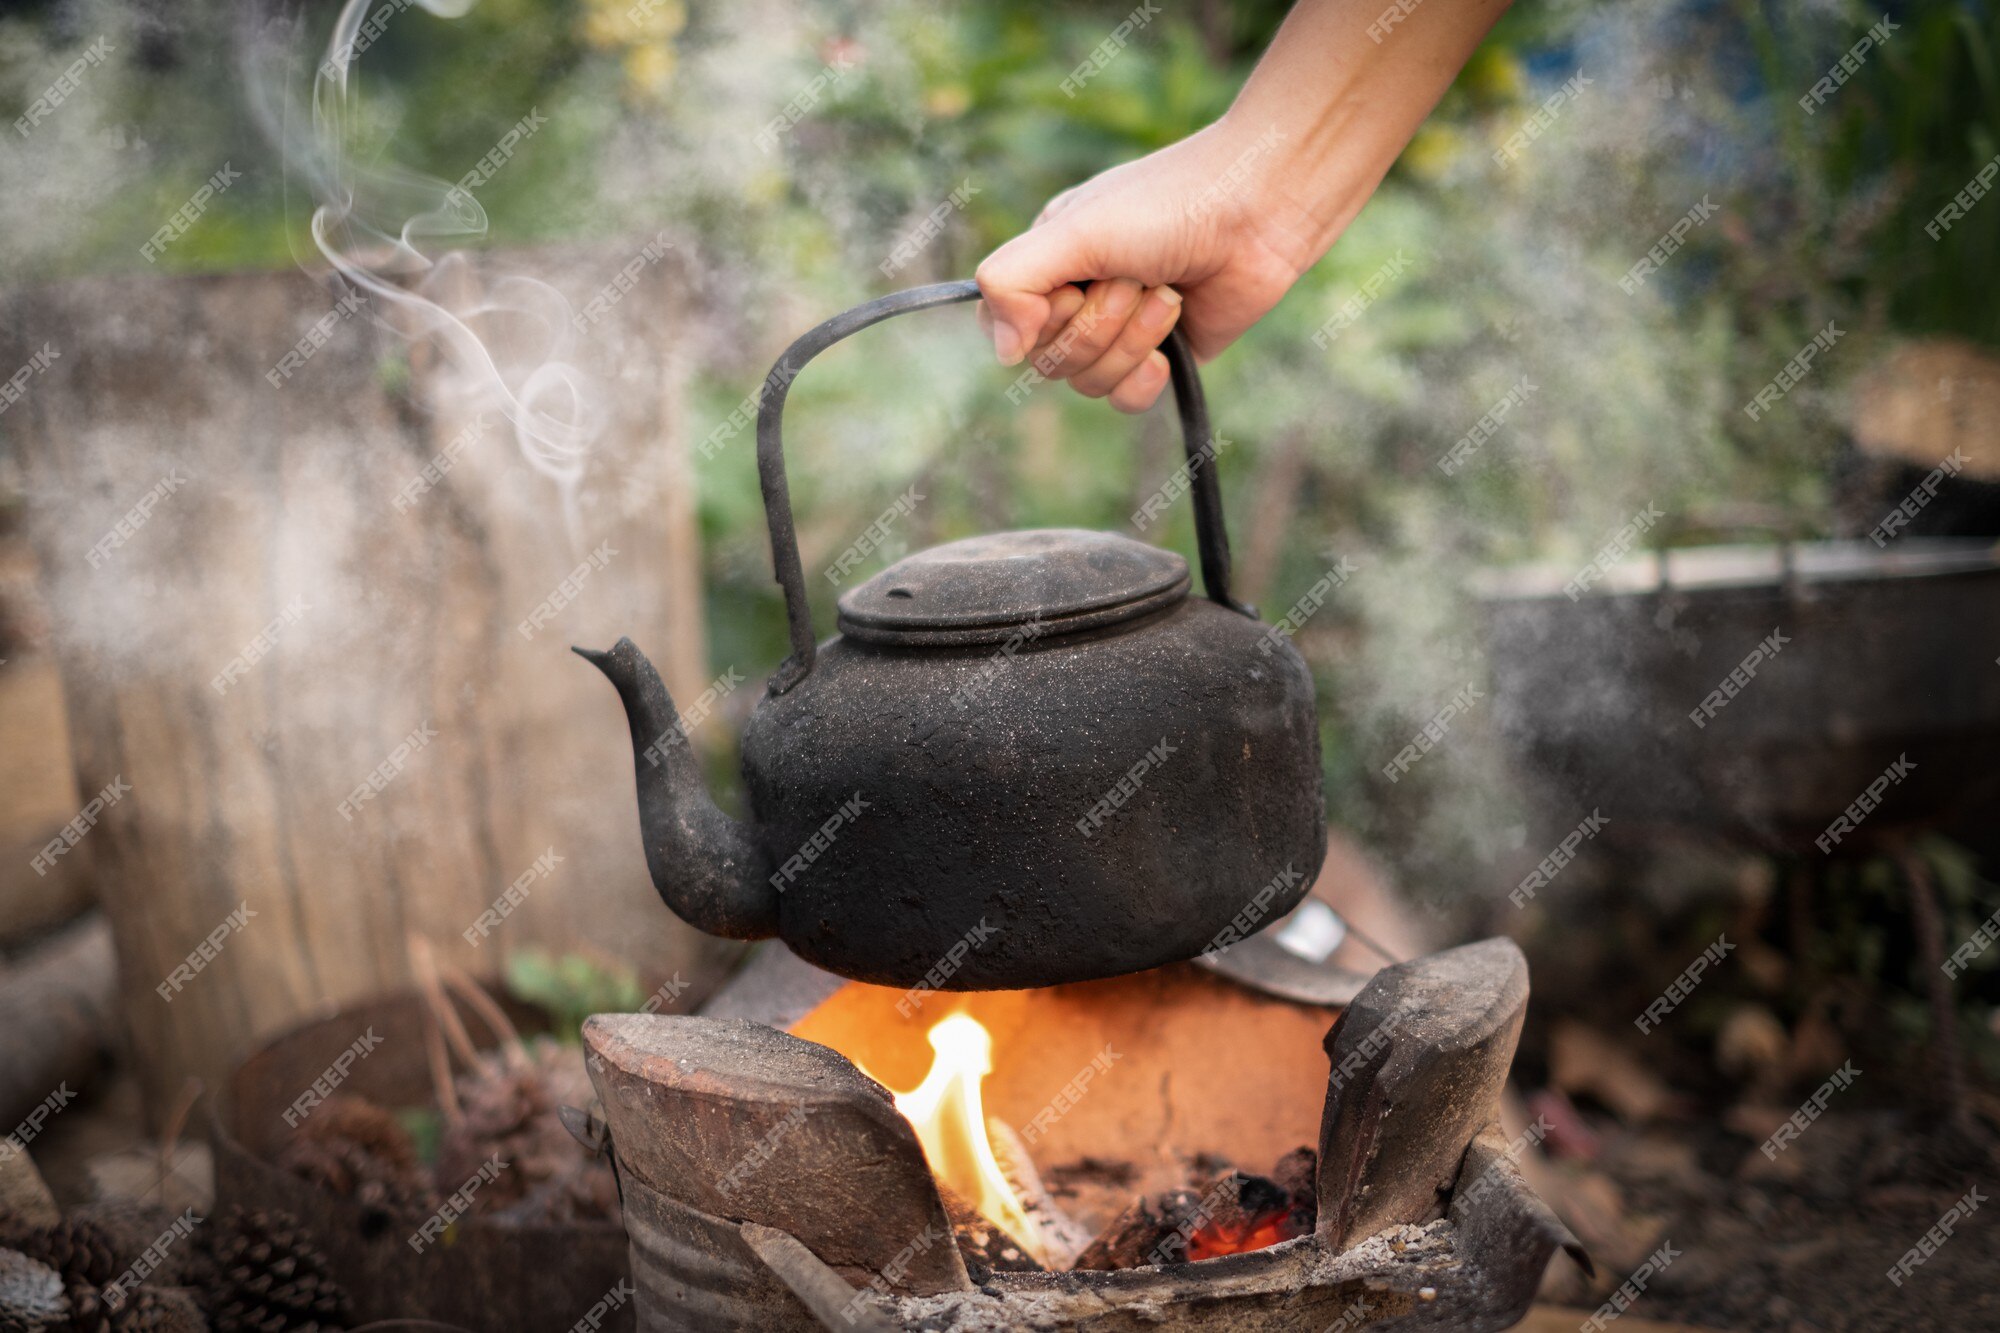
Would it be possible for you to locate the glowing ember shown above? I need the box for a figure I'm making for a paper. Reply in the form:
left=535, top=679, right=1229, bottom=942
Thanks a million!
left=878, top=1014, right=1045, bottom=1262
left=1186, top=1210, right=1306, bottom=1261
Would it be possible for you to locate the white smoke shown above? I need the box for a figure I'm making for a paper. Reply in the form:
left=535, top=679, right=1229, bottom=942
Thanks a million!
left=244, top=0, right=600, bottom=539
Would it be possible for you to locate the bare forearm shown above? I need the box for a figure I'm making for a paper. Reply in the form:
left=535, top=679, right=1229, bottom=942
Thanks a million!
left=977, top=0, right=1511, bottom=409
left=1223, top=0, right=1514, bottom=269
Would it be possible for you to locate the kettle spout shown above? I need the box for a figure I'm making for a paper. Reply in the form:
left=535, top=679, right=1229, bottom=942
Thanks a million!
left=574, top=638, right=778, bottom=940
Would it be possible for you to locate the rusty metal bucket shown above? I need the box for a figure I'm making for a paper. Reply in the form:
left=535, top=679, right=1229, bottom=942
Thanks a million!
left=209, top=990, right=632, bottom=1332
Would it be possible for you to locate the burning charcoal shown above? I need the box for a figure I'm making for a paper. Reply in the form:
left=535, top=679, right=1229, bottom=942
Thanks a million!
left=1270, top=1146, right=1319, bottom=1232
left=1270, top=1147, right=1316, bottom=1203
left=1071, top=1188, right=1205, bottom=1270
left=1182, top=1170, right=1306, bottom=1262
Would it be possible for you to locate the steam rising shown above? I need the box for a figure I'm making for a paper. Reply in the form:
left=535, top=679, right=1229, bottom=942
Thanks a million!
left=250, top=0, right=600, bottom=537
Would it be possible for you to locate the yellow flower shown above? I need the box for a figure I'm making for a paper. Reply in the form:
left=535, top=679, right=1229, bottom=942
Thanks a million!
left=1461, top=47, right=1526, bottom=103
left=923, top=83, right=971, bottom=120
left=625, top=40, right=678, bottom=98
left=1400, top=125, right=1462, bottom=180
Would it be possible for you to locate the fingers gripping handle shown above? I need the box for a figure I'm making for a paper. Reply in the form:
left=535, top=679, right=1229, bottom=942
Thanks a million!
left=754, top=278, right=1245, bottom=694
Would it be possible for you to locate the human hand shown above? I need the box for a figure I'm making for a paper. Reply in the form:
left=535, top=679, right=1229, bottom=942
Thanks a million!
left=976, top=121, right=1325, bottom=414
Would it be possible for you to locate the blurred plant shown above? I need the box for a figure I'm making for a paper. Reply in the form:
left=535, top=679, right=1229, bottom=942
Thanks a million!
left=503, top=947, right=646, bottom=1041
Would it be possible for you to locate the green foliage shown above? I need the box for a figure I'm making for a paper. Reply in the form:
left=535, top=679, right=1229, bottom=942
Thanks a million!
left=502, top=947, right=646, bottom=1041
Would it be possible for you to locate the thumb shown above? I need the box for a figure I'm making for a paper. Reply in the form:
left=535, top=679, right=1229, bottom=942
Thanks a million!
left=976, top=218, right=1093, bottom=367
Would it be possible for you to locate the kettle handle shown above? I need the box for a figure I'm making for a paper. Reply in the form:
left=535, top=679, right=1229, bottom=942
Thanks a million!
left=755, top=278, right=1245, bottom=694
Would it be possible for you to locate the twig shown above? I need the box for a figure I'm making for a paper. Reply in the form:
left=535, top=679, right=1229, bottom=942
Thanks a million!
left=438, top=961, right=531, bottom=1072
left=421, top=1001, right=463, bottom=1128
left=408, top=933, right=483, bottom=1070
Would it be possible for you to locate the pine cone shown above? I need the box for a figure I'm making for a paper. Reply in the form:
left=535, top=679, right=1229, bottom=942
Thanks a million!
left=6, top=1221, right=120, bottom=1293
left=107, top=1288, right=204, bottom=1333
left=201, top=1210, right=348, bottom=1333
left=275, top=1100, right=429, bottom=1219
left=66, top=1206, right=193, bottom=1291
left=0, top=1248, right=68, bottom=1333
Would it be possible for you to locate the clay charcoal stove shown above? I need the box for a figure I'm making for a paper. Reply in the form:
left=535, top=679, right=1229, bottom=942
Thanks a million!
left=577, top=937, right=1583, bottom=1331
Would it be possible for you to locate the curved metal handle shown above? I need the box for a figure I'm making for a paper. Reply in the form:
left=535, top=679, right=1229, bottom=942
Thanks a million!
left=756, top=278, right=1244, bottom=693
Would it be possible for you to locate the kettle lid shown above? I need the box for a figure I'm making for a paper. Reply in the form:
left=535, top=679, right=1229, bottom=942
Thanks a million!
left=836, top=528, right=1189, bottom=647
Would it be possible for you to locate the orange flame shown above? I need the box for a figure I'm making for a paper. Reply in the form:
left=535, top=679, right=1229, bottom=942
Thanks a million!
left=880, top=1014, right=1043, bottom=1261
